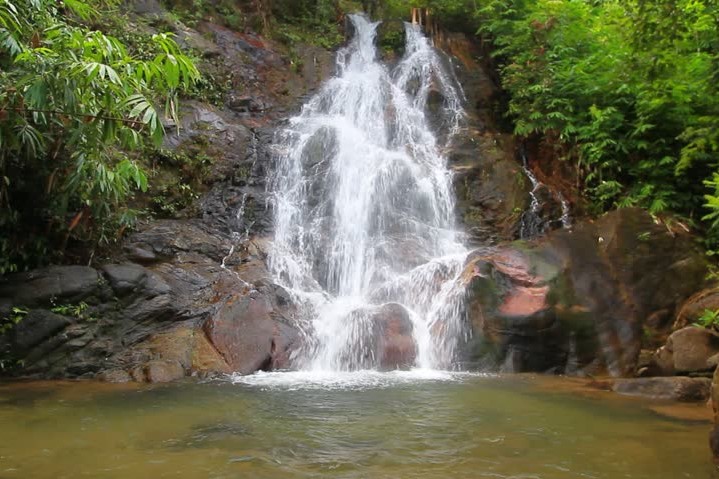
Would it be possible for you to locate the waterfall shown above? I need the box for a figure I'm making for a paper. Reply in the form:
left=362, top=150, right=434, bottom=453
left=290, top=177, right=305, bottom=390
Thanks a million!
left=518, top=145, right=572, bottom=239
left=268, top=15, right=468, bottom=372
left=519, top=147, right=544, bottom=239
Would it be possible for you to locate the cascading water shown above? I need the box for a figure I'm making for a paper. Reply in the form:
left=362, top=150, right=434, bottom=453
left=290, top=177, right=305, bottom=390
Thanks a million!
left=519, top=148, right=544, bottom=239
left=518, top=145, right=572, bottom=239
left=268, top=15, right=469, bottom=372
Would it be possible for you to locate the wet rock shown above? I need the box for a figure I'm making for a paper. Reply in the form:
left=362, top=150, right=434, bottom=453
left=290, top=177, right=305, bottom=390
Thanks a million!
left=98, top=369, right=132, bottom=383
left=710, top=425, right=719, bottom=464
left=637, top=349, right=655, bottom=369
left=142, top=326, right=231, bottom=375
left=124, top=220, right=231, bottom=263
left=130, top=366, right=146, bottom=382
left=144, top=359, right=185, bottom=383
left=612, top=377, right=711, bottom=402
left=12, top=310, right=71, bottom=353
left=429, top=31, right=529, bottom=244
left=229, top=96, right=253, bottom=112
left=176, top=26, right=222, bottom=58
left=675, top=287, right=719, bottom=330
left=101, top=264, right=148, bottom=296
left=650, top=326, right=719, bottom=375
left=372, top=303, right=417, bottom=370
left=463, top=208, right=708, bottom=376
left=451, top=129, right=527, bottom=245
left=0, top=266, right=101, bottom=306
left=203, top=289, right=299, bottom=375
left=331, top=303, right=418, bottom=371
left=165, top=101, right=253, bottom=152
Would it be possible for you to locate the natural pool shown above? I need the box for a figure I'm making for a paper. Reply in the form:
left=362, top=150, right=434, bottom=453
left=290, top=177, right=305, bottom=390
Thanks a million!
left=0, top=371, right=715, bottom=479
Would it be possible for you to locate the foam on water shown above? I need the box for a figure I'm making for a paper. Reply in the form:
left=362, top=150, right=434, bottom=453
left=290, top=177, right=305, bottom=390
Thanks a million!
left=230, top=369, right=484, bottom=391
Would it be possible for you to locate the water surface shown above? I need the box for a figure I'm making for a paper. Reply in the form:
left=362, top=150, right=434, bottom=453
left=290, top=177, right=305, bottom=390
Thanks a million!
left=0, top=372, right=714, bottom=478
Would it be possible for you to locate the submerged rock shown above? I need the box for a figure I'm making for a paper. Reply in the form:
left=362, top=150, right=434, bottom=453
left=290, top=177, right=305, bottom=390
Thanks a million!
left=612, top=377, right=711, bottom=402
left=144, top=359, right=185, bottom=383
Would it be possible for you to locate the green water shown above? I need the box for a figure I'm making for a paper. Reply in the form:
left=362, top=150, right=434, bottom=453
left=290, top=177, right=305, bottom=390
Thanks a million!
left=0, top=371, right=714, bottom=478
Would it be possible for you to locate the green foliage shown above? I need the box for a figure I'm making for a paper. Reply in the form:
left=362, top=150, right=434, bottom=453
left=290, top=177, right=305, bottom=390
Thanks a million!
left=0, top=0, right=199, bottom=273
left=271, top=0, right=344, bottom=49
left=159, top=0, right=246, bottom=30
left=0, top=306, right=27, bottom=334
left=379, top=27, right=404, bottom=53
left=470, top=0, right=719, bottom=242
left=693, top=308, right=719, bottom=330
left=382, top=0, right=719, bottom=248
left=50, top=301, right=95, bottom=321
left=146, top=146, right=212, bottom=218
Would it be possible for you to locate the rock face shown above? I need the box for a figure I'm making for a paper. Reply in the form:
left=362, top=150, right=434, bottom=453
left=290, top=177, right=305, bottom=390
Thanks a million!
left=462, top=208, right=708, bottom=376
left=0, top=0, right=335, bottom=381
left=0, top=232, right=298, bottom=380
left=437, top=33, right=529, bottom=244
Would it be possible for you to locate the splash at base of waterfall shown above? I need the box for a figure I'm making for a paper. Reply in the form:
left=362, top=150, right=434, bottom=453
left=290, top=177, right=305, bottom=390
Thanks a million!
left=268, top=15, right=469, bottom=372
left=230, top=369, right=485, bottom=391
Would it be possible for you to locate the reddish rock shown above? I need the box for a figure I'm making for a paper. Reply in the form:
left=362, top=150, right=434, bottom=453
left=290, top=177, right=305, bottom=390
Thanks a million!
left=203, top=289, right=299, bottom=375
left=462, top=208, right=708, bottom=376
left=373, top=303, right=417, bottom=370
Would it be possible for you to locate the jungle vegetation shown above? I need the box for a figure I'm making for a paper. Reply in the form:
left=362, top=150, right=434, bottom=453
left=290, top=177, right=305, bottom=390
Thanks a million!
left=387, top=0, right=719, bottom=249
left=1, top=0, right=718, bottom=274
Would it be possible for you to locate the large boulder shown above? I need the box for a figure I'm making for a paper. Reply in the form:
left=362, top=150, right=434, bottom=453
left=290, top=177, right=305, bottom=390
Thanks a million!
left=306, top=302, right=418, bottom=371
left=202, top=287, right=299, bottom=374
left=372, top=303, right=417, bottom=370
left=462, top=208, right=708, bottom=376
left=675, top=287, right=719, bottom=330
left=649, top=326, right=719, bottom=375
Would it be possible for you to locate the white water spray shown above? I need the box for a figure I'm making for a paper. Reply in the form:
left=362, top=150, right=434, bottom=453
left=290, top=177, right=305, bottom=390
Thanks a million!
left=268, top=16, right=469, bottom=372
